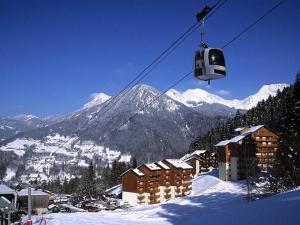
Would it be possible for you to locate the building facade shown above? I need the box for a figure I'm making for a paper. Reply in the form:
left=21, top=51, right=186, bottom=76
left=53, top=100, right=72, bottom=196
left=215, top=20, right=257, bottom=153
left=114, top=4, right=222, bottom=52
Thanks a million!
left=181, top=150, right=217, bottom=176
left=216, top=125, right=278, bottom=181
left=122, top=159, right=193, bottom=205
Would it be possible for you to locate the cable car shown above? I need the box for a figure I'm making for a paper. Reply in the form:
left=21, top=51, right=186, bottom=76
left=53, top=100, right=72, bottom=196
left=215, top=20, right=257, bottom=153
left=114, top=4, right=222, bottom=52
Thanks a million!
left=193, top=47, right=226, bottom=82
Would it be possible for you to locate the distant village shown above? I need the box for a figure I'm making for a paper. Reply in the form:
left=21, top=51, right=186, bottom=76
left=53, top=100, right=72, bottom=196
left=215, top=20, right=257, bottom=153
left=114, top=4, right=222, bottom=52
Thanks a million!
left=0, top=124, right=279, bottom=224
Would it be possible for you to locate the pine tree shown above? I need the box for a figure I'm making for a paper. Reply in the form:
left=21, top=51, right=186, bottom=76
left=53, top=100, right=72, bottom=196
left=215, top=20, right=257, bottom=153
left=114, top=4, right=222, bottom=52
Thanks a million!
left=79, top=162, right=97, bottom=197
left=131, top=157, right=138, bottom=168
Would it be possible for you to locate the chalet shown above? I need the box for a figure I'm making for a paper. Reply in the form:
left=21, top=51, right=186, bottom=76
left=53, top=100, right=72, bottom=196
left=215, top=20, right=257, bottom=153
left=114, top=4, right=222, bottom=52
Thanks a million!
left=121, top=168, right=145, bottom=205
left=181, top=150, right=217, bottom=176
left=215, top=125, right=279, bottom=181
left=18, top=189, right=49, bottom=215
left=162, top=159, right=193, bottom=197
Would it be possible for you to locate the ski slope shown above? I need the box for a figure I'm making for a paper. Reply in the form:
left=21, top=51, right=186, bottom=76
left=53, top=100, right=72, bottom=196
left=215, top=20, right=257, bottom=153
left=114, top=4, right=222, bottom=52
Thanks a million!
left=29, top=174, right=300, bottom=225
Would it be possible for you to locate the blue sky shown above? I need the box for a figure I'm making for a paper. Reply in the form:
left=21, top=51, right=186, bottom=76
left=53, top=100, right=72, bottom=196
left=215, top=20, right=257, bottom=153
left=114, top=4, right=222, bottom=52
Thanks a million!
left=1, top=0, right=299, bottom=116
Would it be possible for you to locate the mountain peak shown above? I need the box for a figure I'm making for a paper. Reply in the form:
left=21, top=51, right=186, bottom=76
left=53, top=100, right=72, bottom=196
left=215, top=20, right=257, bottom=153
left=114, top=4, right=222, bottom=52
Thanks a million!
left=13, top=114, right=40, bottom=121
left=166, top=83, right=289, bottom=110
left=83, top=92, right=111, bottom=109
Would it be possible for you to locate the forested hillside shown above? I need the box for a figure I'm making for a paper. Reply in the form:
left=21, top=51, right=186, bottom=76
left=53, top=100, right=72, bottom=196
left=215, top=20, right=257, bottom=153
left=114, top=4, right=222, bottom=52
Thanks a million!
left=192, top=71, right=300, bottom=190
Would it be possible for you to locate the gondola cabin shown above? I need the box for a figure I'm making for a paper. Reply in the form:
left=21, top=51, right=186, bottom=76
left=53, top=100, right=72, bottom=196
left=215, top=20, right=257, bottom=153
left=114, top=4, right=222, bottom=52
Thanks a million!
left=193, top=48, right=226, bottom=82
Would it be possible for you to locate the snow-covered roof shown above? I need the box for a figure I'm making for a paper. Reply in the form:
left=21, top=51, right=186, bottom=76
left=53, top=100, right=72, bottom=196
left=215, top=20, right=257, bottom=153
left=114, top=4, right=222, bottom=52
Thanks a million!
left=234, top=127, right=245, bottom=132
left=132, top=169, right=144, bottom=176
left=105, top=184, right=122, bottom=195
left=144, top=163, right=161, bottom=171
left=18, top=189, right=49, bottom=197
left=155, top=161, right=170, bottom=170
left=215, top=140, right=230, bottom=147
left=164, top=159, right=193, bottom=169
left=0, top=184, right=15, bottom=194
left=121, top=168, right=144, bottom=177
left=216, top=125, right=265, bottom=146
left=181, top=150, right=207, bottom=160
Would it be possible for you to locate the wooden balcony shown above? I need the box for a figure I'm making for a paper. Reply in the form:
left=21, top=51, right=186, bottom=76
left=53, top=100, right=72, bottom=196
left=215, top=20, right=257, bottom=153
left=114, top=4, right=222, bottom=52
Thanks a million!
left=149, top=194, right=160, bottom=201
left=175, top=181, right=182, bottom=186
left=149, top=199, right=160, bottom=204
left=184, top=186, right=192, bottom=191
left=149, top=187, right=160, bottom=193
left=164, top=194, right=171, bottom=199
left=165, top=187, right=171, bottom=193
left=165, top=181, right=171, bottom=186
left=183, top=181, right=192, bottom=187
left=183, top=175, right=192, bottom=181
left=138, top=195, right=145, bottom=200
left=175, top=188, right=181, bottom=193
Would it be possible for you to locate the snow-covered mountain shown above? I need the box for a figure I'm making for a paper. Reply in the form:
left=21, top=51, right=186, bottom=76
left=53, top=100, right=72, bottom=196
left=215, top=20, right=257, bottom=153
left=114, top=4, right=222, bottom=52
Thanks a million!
left=166, top=83, right=289, bottom=110
left=0, top=83, right=288, bottom=182
left=0, top=114, right=65, bottom=141
left=82, top=92, right=111, bottom=109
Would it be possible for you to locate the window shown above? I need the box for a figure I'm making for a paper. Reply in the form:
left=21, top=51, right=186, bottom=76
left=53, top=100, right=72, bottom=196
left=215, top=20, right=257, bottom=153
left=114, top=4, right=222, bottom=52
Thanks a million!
left=262, top=137, right=266, bottom=140
left=208, top=49, right=225, bottom=66
left=268, top=142, right=272, bottom=145
left=262, top=142, right=267, bottom=146
left=256, top=137, right=260, bottom=140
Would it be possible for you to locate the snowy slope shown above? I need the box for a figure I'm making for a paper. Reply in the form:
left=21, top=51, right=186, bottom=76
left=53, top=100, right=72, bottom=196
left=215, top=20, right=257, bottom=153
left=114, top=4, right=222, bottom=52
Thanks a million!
left=166, top=83, right=289, bottom=110
left=30, top=174, right=300, bottom=225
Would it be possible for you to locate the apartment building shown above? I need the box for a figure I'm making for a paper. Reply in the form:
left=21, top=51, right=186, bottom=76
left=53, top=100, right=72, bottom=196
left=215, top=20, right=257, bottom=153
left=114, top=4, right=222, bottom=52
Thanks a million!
left=181, top=150, right=217, bottom=176
left=122, top=159, right=193, bottom=205
left=162, top=159, right=193, bottom=197
left=215, top=125, right=278, bottom=181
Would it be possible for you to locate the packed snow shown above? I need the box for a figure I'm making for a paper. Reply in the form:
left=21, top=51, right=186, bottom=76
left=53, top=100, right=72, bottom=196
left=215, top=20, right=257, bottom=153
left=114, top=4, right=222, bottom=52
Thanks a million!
left=29, top=174, right=300, bottom=225
left=166, top=83, right=289, bottom=110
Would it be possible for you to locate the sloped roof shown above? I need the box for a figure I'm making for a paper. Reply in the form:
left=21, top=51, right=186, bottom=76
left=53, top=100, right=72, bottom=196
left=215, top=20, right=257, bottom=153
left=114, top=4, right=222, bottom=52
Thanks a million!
left=121, top=168, right=144, bottom=177
left=155, top=161, right=170, bottom=170
left=0, top=184, right=15, bottom=194
left=181, top=150, right=207, bottom=161
left=215, top=125, right=265, bottom=147
left=164, top=159, right=193, bottom=169
left=234, top=127, right=245, bottom=132
left=144, top=163, right=161, bottom=171
left=18, top=189, right=48, bottom=197
left=215, top=140, right=230, bottom=147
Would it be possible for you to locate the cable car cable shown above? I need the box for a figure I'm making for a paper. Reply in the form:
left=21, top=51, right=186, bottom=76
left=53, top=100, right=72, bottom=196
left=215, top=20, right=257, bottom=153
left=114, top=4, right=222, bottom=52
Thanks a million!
left=94, top=0, right=289, bottom=153
left=33, top=0, right=227, bottom=172
left=222, top=0, right=287, bottom=49
left=34, top=0, right=227, bottom=171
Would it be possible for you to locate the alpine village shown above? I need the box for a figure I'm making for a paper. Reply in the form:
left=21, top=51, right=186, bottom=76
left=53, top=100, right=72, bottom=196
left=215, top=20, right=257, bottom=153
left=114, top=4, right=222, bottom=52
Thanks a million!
left=0, top=1, right=300, bottom=225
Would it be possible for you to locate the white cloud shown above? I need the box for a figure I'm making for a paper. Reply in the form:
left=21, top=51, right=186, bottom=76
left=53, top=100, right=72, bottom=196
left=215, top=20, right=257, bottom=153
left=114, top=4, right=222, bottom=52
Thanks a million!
left=216, top=89, right=230, bottom=96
